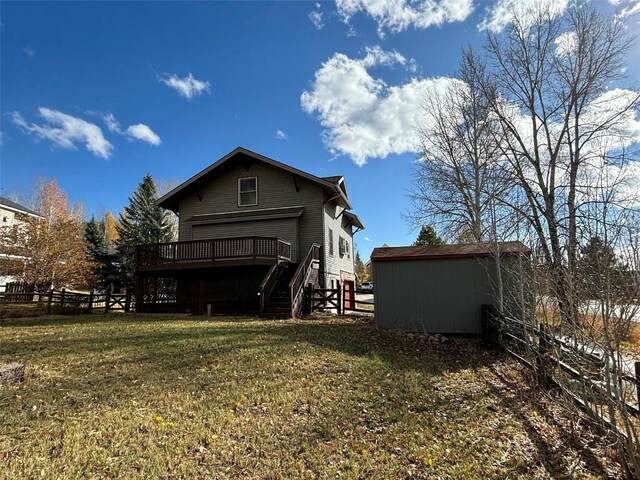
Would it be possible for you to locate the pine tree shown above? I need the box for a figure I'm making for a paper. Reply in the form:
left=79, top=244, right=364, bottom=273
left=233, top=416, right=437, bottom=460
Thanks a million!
left=577, top=236, right=626, bottom=300
left=85, top=217, right=107, bottom=260
left=116, top=174, right=174, bottom=287
left=413, top=225, right=443, bottom=246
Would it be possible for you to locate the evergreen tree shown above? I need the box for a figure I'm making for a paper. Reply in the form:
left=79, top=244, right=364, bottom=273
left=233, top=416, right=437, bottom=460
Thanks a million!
left=116, top=174, right=173, bottom=287
left=577, top=236, right=626, bottom=300
left=85, top=217, right=107, bottom=260
left=413, top=225, right=443, bottom=246
left=85, top=216, right=120, bottom=289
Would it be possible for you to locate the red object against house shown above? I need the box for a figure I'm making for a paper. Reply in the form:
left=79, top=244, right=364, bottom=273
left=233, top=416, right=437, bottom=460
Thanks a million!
left=343, top=280, right=355, bottom=310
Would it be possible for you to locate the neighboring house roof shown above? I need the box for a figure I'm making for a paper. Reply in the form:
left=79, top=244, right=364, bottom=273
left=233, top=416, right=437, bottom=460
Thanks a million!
left=0, top=196, right=43, bottom=218
left=184, top=206, right=304, bottom=225
left=157, top=147, right=353, bottom=212
left=371, top=241, right=531, bottom=262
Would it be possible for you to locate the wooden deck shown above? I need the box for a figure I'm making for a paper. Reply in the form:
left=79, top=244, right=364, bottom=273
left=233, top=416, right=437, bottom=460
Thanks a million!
left=135, top=237, right=292, bottom=272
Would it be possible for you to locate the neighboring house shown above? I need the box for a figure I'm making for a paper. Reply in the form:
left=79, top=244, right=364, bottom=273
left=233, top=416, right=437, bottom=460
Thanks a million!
left=0, top=196, right=44, bottom=286
left=135, top=147, right=364, bottom=316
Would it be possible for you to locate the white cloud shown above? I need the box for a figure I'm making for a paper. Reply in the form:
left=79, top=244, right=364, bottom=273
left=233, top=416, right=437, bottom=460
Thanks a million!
left=309, top=10, right=324, bottom=30
left=610, top=0, right=640, bottom=19
left=13, top=108, right=113, bottom=159
left=160, top=73, right=210, bottom=100
left=479, top=0, right=569, bottom=33
left=22, top=46, right=35, bottom=57
left=103, top=113, right=122, bottom=133
left=275, top=129, right=288, bottom=140
left=301, top=46, right=455, bottom=165
left=363, top=236, right=372, bottom=242
left=336, top=0, right=473, bottom=37
left=100, top=113, right=161, bottom=146
left=126, top=124, right=161, bottom=146
left=554, top=31, right=577, bottom=57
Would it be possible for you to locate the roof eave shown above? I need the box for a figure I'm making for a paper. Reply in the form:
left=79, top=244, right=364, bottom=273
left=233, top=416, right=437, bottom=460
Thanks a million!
left=156, top=147, right=350, bottom=211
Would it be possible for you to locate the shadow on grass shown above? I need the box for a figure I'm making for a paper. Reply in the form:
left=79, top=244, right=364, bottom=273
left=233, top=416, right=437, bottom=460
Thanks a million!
left=1, top=314, right=493, bottom=377
left=480, top=364, right=611, bottom=478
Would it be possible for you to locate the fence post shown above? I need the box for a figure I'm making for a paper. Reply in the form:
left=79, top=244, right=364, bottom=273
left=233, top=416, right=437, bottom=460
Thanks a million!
left=481, top=305, right=499, bottom=348
left=60, top=288, right=66, bottom=312
left=125, top=290, right=131, bottom=313
left=105, top=290, right=111, bottom=313
left=87, top=291, right=94, bottom=314
left=47, top=289, right=53, bottom=314
left=635, top=361, right=640, bottom=413
left=537, top=324, right=552, bottom=388
left=336, top=280, right=342, bottom=316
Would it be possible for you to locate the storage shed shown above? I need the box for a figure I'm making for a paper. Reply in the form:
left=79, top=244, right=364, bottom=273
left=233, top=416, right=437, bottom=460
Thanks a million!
left=371, top=242, right=530, bottom=334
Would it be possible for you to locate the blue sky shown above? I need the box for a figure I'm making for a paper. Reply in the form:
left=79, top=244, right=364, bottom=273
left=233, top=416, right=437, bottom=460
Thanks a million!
left=1, top=0, right=638, bottom=260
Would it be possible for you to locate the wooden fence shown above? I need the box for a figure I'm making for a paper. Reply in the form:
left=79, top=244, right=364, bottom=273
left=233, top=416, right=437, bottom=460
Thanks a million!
left=0, top=284, right=134, bottom=314
left=310, top=281, right=375, bottom=315
left=482, top=305, right=640, bottom=429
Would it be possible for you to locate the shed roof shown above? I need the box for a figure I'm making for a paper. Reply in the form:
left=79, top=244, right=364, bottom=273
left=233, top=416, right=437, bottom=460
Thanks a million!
left=371, top=241, right=530, bottom=262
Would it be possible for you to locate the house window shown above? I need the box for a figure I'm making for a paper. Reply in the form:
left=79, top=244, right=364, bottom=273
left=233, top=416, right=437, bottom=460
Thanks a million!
left=238, top=177, right=257, bottom=206
left=328, top=228, right=334, bottom=256
left=339, top=236, right=350, bottom=259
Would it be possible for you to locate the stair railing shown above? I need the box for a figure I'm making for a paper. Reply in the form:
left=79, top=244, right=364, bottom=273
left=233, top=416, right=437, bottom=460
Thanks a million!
left=259, top=263, right=280, bottom=315
left=288, top=243, right=320, bottom=318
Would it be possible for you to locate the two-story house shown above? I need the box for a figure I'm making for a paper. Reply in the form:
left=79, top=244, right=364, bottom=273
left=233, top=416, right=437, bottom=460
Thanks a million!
left=0, top=196, right=44, bottom=286
left=135, top=147, right=364, bottom=317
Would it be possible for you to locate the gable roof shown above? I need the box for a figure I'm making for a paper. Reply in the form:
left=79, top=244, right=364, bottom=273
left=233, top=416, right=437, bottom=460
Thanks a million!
left=371, top=241, right=530, bottom=262
left=157, top=147, right=352, bottom=212
left=0, top=196, right=43, bottom=218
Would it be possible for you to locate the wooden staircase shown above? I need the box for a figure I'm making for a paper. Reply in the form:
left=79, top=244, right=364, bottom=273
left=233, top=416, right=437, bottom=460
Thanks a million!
left=261, top=263, right=297, bottom=318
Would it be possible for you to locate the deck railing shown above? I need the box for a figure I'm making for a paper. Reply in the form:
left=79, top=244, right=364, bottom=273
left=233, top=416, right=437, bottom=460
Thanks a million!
left=289, top=243, right=321, bottom=317
left=135, top=236, right=291, bottom=270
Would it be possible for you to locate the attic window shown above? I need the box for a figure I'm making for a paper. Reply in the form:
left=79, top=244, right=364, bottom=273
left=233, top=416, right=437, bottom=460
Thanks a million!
left=238, top=177, right=258, bottom=206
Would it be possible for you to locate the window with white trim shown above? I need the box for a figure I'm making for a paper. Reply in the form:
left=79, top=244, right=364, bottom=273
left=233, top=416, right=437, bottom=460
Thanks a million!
left=339, top=236, right=350, bottom=259
left=238, top=177, right=258, bottom=206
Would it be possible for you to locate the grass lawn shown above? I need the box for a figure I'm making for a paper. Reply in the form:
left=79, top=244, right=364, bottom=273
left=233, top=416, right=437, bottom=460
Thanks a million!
left=0, top=314, right=622, bottom=479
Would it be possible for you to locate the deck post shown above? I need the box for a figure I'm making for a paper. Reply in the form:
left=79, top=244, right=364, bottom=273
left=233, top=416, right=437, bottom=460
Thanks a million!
left=173, top=243, right=177, bottom=270
left=125, top=290, right=132, bottom=313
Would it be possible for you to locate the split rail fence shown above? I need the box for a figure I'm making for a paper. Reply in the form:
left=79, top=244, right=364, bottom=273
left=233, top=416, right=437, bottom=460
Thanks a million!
left=482, top=305, right=640, bottom=461
left=0, top=284, right=134, bottom=314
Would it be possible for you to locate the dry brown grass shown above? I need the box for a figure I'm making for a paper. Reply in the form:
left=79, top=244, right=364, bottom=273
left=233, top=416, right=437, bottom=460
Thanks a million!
left=0, top=314, right=625, bottom=479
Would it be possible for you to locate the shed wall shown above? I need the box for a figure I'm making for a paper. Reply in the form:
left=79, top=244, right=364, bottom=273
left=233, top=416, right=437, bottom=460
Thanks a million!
left=373, top=257, right=502, bottom=334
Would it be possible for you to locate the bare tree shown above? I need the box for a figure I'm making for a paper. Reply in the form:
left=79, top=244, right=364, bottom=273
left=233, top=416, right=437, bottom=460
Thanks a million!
left=484, top=4, right=639, bottom=325
left=410, top=48, right=507, bottom=243
left=481, top=4, right=640, bottom=473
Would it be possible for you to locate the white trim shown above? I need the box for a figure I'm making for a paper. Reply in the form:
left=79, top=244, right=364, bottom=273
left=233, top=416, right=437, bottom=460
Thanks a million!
left=237, top=176, right=258, bottom=207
